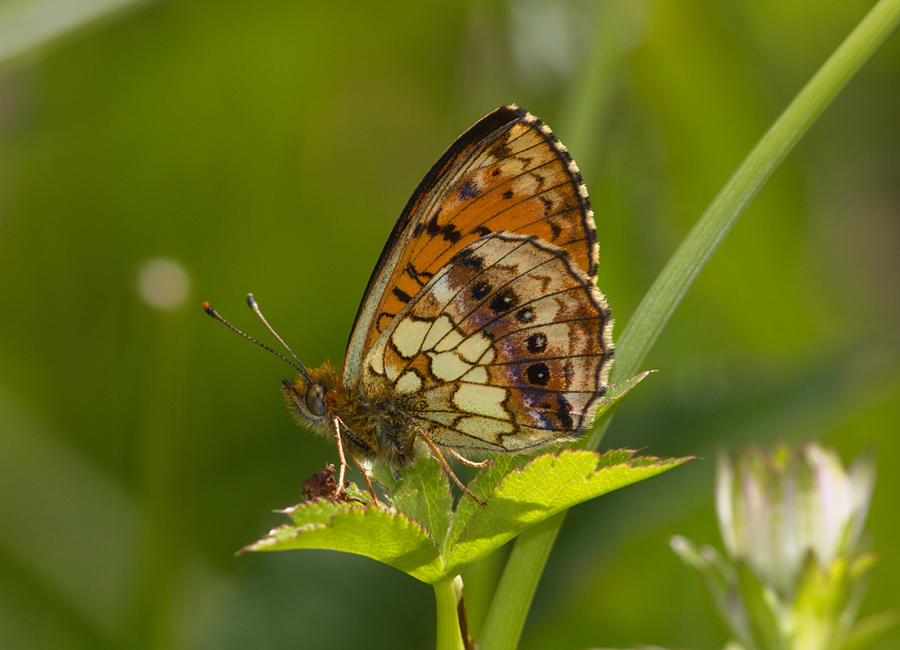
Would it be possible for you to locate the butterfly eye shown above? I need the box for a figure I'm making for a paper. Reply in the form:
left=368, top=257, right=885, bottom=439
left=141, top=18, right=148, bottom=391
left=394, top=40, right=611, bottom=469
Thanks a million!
left=305, top=384, right=327, bottom=417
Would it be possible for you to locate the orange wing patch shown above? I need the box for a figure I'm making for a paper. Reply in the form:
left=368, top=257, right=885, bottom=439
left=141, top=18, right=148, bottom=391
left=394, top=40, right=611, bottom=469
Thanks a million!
left=344, top=107, right=598, bottom=383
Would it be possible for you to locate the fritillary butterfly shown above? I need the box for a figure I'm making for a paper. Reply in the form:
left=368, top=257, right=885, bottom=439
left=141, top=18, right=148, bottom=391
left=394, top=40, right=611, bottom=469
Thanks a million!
left=208, top=105, right=614, bottom=502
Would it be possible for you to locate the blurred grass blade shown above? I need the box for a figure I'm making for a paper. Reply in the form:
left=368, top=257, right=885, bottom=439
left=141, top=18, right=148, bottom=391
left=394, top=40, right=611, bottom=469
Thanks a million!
left=611, top=0, right=900, bottom=383
left=0, top=0, right=154, bottom=70
left=482, top=2, right=900, bottom=649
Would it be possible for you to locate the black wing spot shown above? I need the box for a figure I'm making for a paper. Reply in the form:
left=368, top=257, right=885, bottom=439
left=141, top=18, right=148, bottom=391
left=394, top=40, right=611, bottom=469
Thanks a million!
left=392, top=287, right=412, bottom=304
left=440, top=222, right=462, bottom=244
left=549, top=220, right=562, bottom=241
left=426, top=215, right=441, bottom=236
left=502, top=189, right=514, bottom=200
left=491, top=168, right=502, bottom=177
left=489, top=288, right=520, bottom=314
left=554, top=394, right=574, bottom=430
left=472, top=226, right=492, bottom=237
left=405, top=263, right=432, bottom=288
left=516, top=306, right=535, bottom=323
left=526, top=362, right=550, bottom=386
left=452, top=248, right=485, bottom=270
left=526, top=332, right=548, bottom=354
left=540, top=196, right=553, bottom=216
left=413, top=223, right=424, bottom=237
left=492, top=143, right=512, bottom=159
left=461, top=254, right=484, bottom=269
left=457, top=179, right=480, bottom=200
left=471, top=281, right=491, bottom=300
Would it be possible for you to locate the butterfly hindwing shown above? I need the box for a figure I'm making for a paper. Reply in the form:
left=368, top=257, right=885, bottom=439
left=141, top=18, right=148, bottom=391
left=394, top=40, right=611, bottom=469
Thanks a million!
left=343, top=105, right=599, bottom=386
left=361, top=233, right=613, bottom=453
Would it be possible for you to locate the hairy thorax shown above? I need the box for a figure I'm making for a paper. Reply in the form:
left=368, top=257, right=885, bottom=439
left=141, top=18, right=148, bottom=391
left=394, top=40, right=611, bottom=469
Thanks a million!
left=284, top=361, right=427, bottom=468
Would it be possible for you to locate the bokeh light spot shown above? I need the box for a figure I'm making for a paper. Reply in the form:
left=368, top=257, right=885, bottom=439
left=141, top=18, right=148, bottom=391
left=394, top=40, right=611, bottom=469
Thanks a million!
left=137, top=258, right=192, bottom=311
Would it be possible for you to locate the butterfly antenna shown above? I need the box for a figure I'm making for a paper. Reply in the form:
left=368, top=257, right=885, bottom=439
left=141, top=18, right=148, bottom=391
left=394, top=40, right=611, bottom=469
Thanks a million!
left=203, top=300, right=307, bottom=377
left=245, top=294, right=311, bottom=380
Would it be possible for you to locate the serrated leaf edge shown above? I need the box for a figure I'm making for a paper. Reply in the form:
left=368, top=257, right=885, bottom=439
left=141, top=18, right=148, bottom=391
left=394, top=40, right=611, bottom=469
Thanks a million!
left=448, top=449, right=691, bottom=556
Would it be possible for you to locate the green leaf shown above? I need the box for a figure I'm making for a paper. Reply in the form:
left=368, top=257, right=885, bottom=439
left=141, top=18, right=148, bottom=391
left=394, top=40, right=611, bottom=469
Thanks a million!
left=580, top=371, right=655, bottom=452
left=244, top=499, right=444, bottom=582
left=243, top=370, right=667, bottom=583
left=244, top=448, right=691, bottom=585
left=439, top=450, right=691, bottom=578
left=592, top=371, right=654, bottom=419
left=389, top=454, right=454, bottom=550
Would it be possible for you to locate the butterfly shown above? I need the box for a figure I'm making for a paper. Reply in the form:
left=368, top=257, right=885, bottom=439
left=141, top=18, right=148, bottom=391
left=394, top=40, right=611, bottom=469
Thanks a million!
left=206, top=105, right=614, bottom=503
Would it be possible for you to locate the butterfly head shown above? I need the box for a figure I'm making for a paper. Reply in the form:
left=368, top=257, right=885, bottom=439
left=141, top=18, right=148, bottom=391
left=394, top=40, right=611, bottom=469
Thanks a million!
left=282, top=362, right=340, bottom=432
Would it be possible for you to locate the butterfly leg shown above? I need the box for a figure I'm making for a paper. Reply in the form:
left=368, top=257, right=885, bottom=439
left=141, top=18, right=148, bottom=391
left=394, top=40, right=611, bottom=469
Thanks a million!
left=445, top=448, right=491, bottom=469
left=331, top=416, right=350, bottom=496
left=333, top=416, right=383, bottom=507
left=350, top=455, right=384, bottom=507
left=419, top=431, right=486, bottom=506
left=400, top=428, right=419, bottom=457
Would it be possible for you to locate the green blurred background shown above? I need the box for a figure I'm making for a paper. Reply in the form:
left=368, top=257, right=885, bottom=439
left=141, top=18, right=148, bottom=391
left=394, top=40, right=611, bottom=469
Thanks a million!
left=1, top=1, right=898, bottom=648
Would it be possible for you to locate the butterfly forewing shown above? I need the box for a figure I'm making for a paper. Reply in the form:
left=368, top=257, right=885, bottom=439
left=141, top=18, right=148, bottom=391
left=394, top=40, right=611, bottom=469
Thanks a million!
left=343, top=106, right=599, bottom=386
left=362, top=232, right=613, bottom=454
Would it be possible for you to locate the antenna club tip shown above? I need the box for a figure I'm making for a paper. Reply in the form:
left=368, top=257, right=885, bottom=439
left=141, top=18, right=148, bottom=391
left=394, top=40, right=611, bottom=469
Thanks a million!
left=246, top=294, right=257, bottom=308
left=202, top=301, right=215, bottom=315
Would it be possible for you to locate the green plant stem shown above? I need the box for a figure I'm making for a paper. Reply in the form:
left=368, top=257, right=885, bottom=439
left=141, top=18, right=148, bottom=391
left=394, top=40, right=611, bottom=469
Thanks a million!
left=434, top=577, right=465, bottom=650
left=478, top=512, right=563, bottom=650
left=479, top=2, right=900, bottom=649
